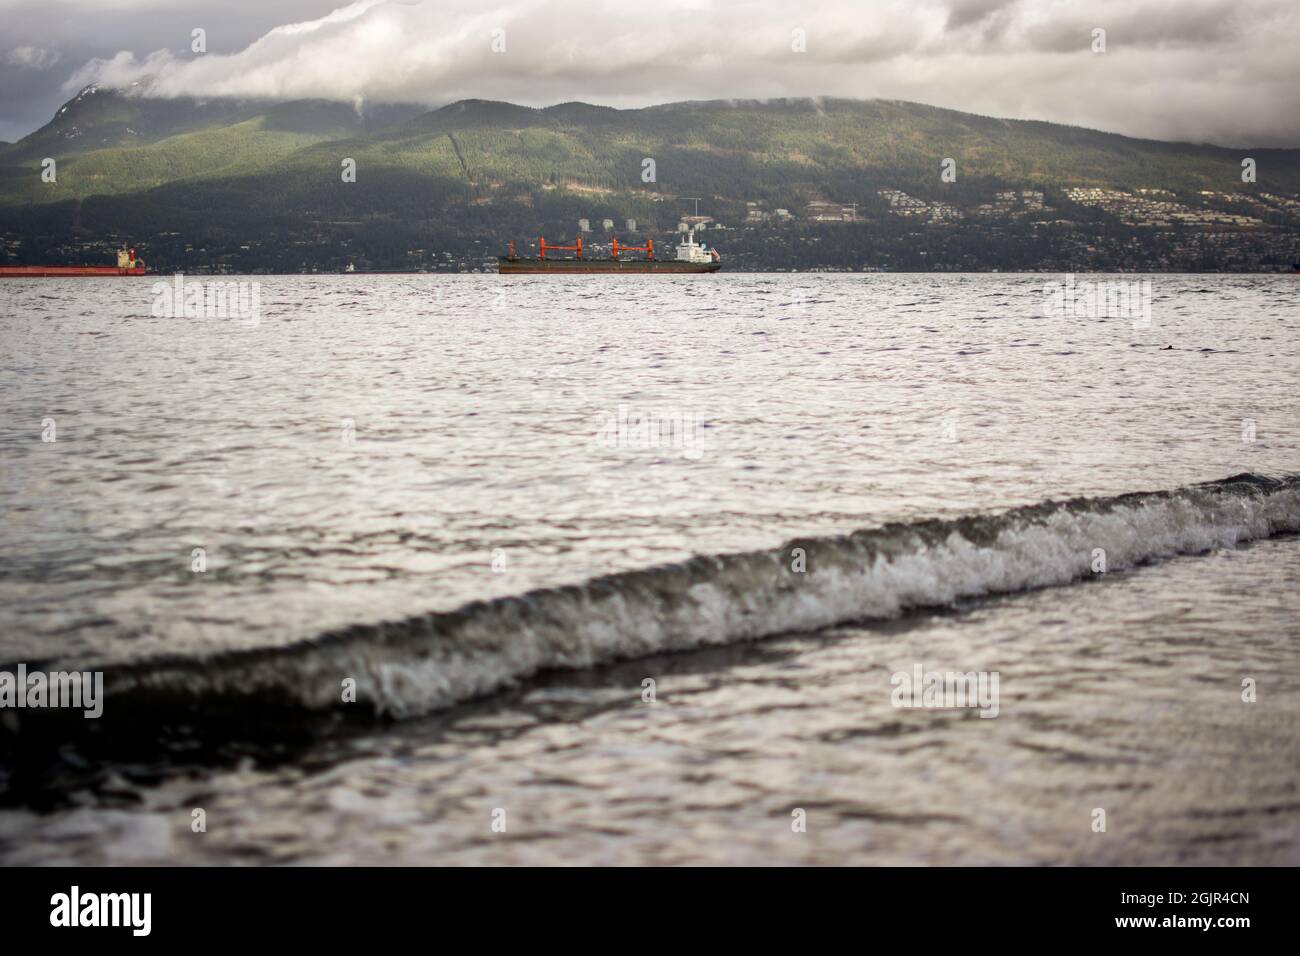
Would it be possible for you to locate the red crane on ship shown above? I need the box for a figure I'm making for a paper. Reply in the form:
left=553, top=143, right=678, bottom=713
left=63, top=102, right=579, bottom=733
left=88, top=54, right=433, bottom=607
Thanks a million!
left=611, top=237, right=654, bottom=261
left=515, top=235, right=655, bottom=261
left=539, top=236, right=583, bottom=260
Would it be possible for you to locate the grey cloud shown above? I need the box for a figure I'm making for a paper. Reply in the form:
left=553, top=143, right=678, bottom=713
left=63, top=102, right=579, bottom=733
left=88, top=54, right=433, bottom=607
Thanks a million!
left=6, top=46, right=63, bottom=70
left=1, top=0, right=1297, bottom=147
left=945, top=0, right=1017, bottom=31
left=1013, top=0, right=1254, bottom=55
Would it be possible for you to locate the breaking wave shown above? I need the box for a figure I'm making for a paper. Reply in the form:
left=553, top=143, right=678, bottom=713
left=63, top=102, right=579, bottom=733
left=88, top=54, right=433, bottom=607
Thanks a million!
left=34, top=471, right=1290, bottom=729
left=0, top=471, right=1296, bottom=760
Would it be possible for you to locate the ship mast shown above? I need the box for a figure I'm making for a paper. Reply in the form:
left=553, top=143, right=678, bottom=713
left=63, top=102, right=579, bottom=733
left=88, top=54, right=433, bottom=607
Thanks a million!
left=679, top=197, right=703, bottom=249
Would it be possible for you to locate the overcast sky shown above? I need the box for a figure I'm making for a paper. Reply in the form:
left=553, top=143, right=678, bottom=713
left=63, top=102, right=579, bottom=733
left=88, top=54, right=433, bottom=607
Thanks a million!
left=2, top=0, right=1298, bottom=146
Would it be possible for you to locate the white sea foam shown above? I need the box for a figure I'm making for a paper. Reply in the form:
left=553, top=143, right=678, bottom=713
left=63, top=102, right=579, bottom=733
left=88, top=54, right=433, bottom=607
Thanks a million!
left=85, top=474, right=1300, bottom=723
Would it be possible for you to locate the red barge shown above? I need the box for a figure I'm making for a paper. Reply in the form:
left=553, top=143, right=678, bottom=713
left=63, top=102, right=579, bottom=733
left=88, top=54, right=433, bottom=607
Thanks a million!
left=0, top=247, right=147, bottom=278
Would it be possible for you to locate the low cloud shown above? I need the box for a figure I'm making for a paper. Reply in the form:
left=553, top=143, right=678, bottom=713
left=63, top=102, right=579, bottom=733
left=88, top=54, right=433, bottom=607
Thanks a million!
left=57, top=0, right=1300, bottom=146
left=7, top=46, right=62, bottom=71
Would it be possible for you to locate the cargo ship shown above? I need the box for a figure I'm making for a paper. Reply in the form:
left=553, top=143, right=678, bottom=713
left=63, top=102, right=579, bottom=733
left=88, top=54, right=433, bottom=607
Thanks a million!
left=0, top=247, right=146, bottom=278
left=499, top=225, right=720, bottom=274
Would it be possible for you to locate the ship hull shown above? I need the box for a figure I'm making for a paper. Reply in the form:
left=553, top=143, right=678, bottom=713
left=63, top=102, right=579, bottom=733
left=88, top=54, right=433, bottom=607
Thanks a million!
left=0, top=266, right=147, bottom=278
left=498, top=258, right=719, bottom=274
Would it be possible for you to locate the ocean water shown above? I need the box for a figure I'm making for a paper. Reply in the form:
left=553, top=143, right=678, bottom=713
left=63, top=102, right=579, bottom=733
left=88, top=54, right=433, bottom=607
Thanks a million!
left=1, top=273, right=1298, bottom=864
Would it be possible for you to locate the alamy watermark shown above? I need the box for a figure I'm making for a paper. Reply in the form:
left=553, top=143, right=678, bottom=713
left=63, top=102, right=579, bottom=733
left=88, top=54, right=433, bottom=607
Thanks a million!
left=0, top=664, right=103, bottom=718
left=152, top=274, right=261, bottom=327
left=891, top=664, right=1000, bottom=718
left=50, top=886, right=150, bottom=936
left=599, top=404, right=706, bottom=459
left=1043, top=275, right=1151, bottom=328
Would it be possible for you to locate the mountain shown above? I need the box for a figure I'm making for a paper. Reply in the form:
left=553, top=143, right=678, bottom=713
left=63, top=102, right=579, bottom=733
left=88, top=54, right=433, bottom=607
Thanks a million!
left=5, top=85, right=424, bottom=158
left=1, top=91, right=1298, bottom=272
left=0, top=86, right=424, bottom=202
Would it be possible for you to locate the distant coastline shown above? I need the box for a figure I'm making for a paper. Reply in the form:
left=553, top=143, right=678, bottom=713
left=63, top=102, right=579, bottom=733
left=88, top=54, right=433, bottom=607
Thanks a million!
left=2, top=93, right=1297, bottom=275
